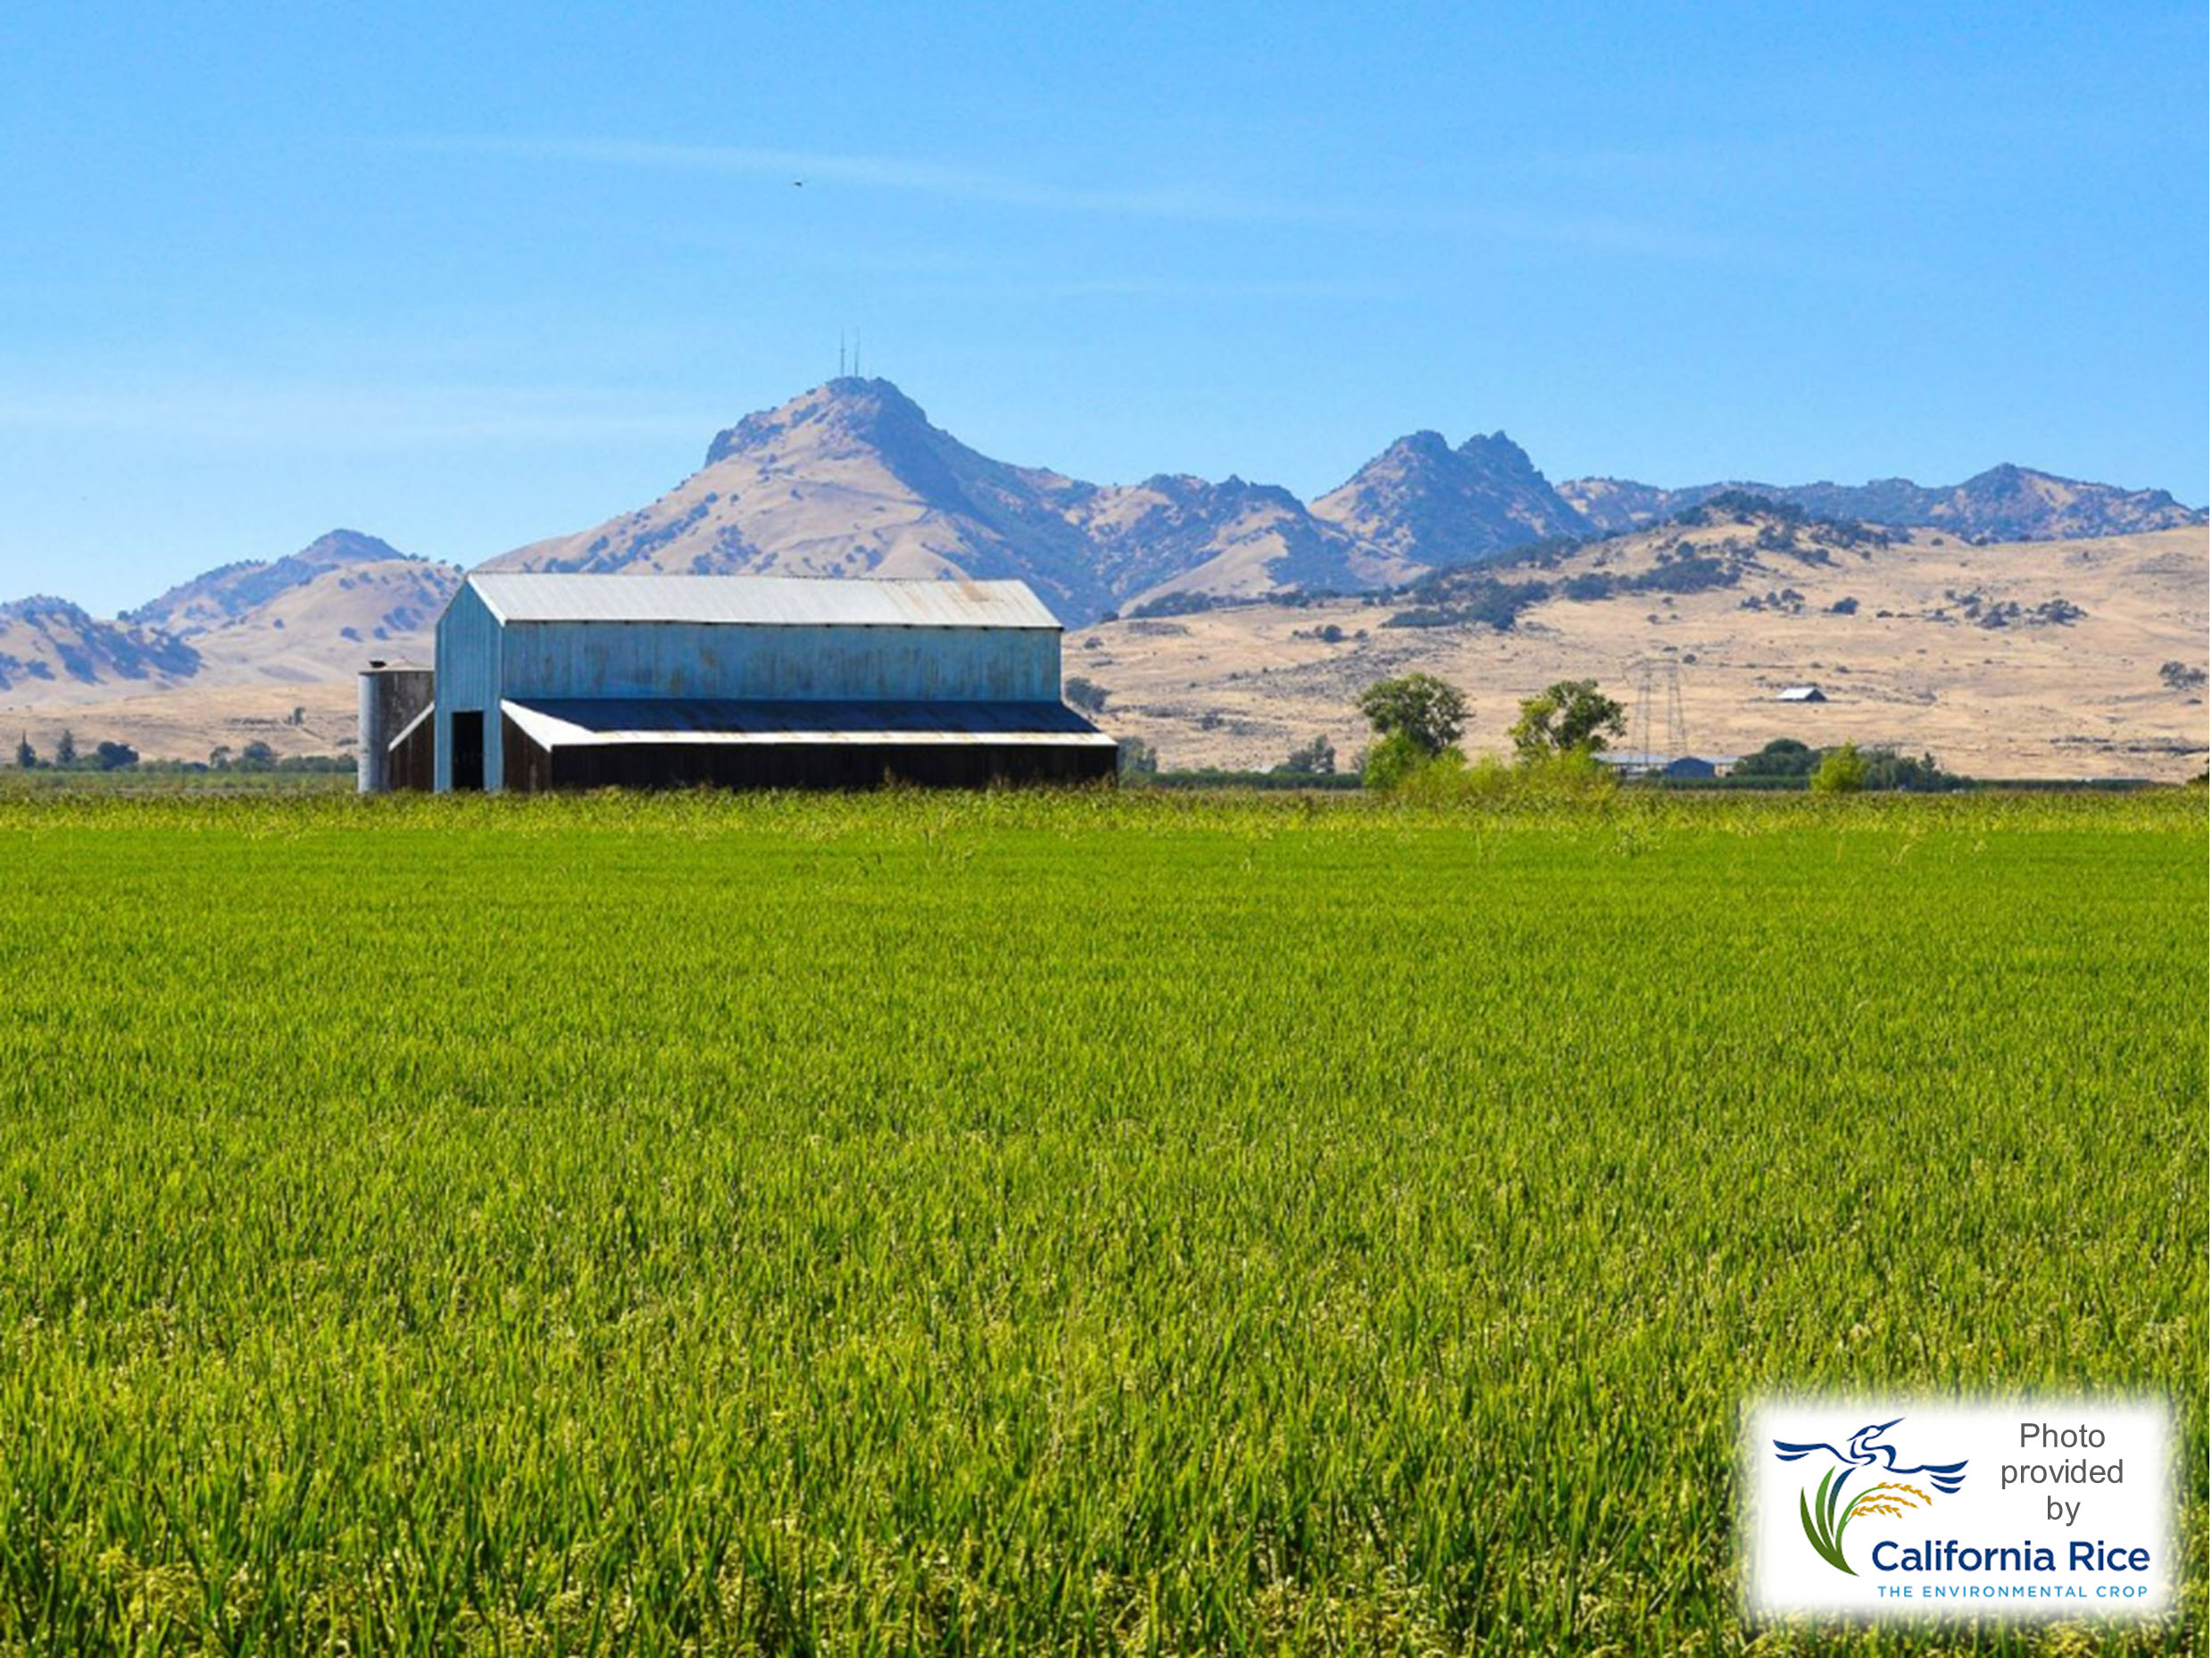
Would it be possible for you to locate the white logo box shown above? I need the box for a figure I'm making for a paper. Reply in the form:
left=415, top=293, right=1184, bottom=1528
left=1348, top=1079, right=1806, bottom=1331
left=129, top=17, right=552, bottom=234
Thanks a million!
left=1743, top=1398, right=2173, bottom=1621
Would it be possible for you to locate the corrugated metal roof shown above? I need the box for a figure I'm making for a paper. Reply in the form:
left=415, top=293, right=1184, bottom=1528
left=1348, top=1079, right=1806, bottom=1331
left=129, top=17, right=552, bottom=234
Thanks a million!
left=468, top=572, right=1060, bottom=629
left=503, top=698, right=1117, bottom=750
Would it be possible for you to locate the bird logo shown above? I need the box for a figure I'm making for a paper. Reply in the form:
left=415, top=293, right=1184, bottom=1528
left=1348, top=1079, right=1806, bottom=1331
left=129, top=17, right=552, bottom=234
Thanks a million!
left=1772, top=1418, right=1967, bottom=1575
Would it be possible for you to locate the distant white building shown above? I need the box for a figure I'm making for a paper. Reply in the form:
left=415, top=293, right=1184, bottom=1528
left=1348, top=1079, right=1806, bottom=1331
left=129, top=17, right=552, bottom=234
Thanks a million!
left=1776, top=685, right=1828, bottom=704
left=1596, top=751, right=1739, bottom=779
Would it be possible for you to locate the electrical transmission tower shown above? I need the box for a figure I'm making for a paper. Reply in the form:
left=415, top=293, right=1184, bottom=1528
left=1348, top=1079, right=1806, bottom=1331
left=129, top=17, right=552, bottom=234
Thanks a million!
left=1630, top=658, right=1689, bottom=774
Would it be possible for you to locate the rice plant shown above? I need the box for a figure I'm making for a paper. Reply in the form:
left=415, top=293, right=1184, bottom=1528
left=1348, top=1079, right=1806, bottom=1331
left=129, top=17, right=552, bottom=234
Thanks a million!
left=0, top=788, right=2201, bottom=1654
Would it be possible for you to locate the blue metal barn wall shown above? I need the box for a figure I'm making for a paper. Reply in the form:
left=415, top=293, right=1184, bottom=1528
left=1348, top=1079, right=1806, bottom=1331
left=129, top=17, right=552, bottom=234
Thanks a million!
left=432, top=583, right=503, bottom=792
left=499, top=622, right=1060, bottom=705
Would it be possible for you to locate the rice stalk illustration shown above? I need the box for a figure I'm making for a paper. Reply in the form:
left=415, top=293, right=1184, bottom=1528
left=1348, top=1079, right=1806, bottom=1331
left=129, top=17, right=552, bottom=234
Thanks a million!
left=1798, top=1474, right=1931, bottom=1575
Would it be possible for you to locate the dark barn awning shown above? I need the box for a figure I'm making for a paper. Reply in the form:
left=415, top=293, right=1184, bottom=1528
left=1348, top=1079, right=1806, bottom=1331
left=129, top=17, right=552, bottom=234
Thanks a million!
left=498, top=698, right=1117, bottom=792
left=503, top=697, right=1116, bottom=749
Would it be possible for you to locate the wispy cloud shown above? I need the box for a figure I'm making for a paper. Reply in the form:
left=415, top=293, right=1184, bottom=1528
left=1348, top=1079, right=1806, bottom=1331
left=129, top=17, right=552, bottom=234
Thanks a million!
left=903, top=273, right=1410, bottom=304
left=396, top=136, right=1318, bottom=225
left=395, top=134, right=1729, bottom=259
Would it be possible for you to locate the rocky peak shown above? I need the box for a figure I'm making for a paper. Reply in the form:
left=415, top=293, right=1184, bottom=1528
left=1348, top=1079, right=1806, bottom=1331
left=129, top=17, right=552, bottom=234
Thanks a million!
left=705, top=377, right=936, bottom=467
left=1459, top=430, right=1544, bottom=472
left=1311, top=425, right=1584, bottom=564
left=288, top=529, right=411, bottom=570
left=1390, top=430, right=1457, bottom=462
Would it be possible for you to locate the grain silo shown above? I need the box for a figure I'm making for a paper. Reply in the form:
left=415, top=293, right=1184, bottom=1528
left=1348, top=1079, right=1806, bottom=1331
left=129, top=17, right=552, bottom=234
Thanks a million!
left=355, top=661, right=434, bottom=793
left=420, top=571, right=1116, bottom=793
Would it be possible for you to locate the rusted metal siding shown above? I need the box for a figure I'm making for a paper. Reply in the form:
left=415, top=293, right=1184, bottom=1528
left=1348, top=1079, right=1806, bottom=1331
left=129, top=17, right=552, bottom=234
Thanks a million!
left=498, top=621, right=1058, bottom=704
left=433, top=582, right=503, bottom=792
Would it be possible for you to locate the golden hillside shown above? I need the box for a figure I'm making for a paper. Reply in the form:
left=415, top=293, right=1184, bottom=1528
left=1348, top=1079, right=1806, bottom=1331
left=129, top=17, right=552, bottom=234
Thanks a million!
left=1073, top=516, right=2209, bottom=781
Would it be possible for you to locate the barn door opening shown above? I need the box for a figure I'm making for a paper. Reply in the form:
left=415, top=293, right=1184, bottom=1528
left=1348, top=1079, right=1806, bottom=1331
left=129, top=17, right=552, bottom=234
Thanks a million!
left=450, top=711, right=485, bottom=791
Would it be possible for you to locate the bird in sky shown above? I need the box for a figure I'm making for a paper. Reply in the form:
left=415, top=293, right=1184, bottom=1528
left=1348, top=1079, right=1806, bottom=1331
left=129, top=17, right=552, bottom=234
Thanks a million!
left=1773, top=1419, right=1968, bottom=1494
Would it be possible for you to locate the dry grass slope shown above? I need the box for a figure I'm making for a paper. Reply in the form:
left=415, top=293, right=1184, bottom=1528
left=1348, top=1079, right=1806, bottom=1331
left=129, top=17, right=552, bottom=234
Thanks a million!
left=1074, top=524, right=2209, bottom=780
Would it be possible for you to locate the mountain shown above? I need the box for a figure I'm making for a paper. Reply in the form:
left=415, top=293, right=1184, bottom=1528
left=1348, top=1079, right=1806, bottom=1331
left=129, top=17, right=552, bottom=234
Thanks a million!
left=0, top=597, right=203, bottom=695
left=127, top=529, right=422, bottom=630
left=483, top=379, right=2203, bottom=621
left=1551, top=478, right=1703, bottom=534
left=153, top=534, right=461, bottom=686
left=486, top=379, right=1113, bottom=618
left=1310, top=430, right=1586, bottom=566
left=484, top=379, right=1399, bottom=619
left=5, top=377, right=2203, bottom=755
left=0, top=530, right=457, bottom=704
left=1557, top=466, right=2205, bottom=542
left=1073, top=511, right=2209, bottom=783
left=1059, top=474, right=1412, bottom=607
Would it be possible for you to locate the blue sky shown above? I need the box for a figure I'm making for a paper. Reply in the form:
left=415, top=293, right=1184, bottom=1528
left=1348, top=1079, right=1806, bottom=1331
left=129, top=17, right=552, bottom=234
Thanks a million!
left=3, top=1, right=2203, bottom=614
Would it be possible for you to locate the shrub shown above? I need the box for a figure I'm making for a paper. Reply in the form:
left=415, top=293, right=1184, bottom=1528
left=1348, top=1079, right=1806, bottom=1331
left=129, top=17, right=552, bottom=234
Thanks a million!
left=1274, top=736, right=1337, bottom=777
left=1734, top=738, right=1819, bottom=779
left=1810, top=742, right=1867, bottom=795
left=1116, top=737, right=1159, bottom=779
left=1393, top=747, right=1618, bottom=806
left=1360, top=731, right=1436, bottom=793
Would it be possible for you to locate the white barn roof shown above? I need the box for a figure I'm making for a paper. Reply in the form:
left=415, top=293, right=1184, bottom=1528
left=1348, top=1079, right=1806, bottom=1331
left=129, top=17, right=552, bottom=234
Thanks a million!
left=467, top=572, right=1060, bottom=630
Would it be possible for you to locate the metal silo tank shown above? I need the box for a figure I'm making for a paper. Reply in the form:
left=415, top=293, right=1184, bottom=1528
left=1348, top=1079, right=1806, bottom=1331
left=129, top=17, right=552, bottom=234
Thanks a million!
left=357, top=662, right=435, bottom=794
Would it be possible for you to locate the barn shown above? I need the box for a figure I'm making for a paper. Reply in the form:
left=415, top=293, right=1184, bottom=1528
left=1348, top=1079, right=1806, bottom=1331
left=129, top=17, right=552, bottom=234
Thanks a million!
left=367, top=572, right=1117, bottom=793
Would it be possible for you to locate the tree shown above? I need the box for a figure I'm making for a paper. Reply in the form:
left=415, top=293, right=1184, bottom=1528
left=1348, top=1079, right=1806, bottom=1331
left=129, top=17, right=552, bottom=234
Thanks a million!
left=1275, top=735, right=1336, bottom=777
left=1509, top=680, right=1626, bottom=761
left=2159, top=660, right=2208, bottom=692
left=12, top=733, right=33, bottom=770
left=1116, top=736, right=1158, bottom=778
left=238, top=741, right=277, bottom=771
left=1356, top=673, right=1467, bottom=757
left=54, top=728, right=77, bottom=767
left=1859, top=747, right=1964, bottom=792
left=209, top=746, right=233, bottom=770
left=1064, top=676, right=1109, bottom=715
left=1734, top=737, right=1819, bottom=779
left=1360, top=731, right=1431, bottom=793
left=1811, top=741, right=1867, bottom=794
left=93, top=740, right=138, bottom=771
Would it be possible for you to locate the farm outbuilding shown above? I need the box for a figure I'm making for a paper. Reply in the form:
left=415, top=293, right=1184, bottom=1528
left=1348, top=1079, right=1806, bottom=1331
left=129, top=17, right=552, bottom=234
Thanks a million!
left=1595, top=751, right=1738, bottom=780
left=1776, top=684, right=1828, bottom=704
left=364, top=571, right=1116, bottom=793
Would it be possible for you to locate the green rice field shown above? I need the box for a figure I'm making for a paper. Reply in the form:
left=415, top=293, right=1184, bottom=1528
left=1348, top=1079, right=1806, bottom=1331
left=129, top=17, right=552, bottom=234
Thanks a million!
left=0, top=789, right=2203, bottom=1654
